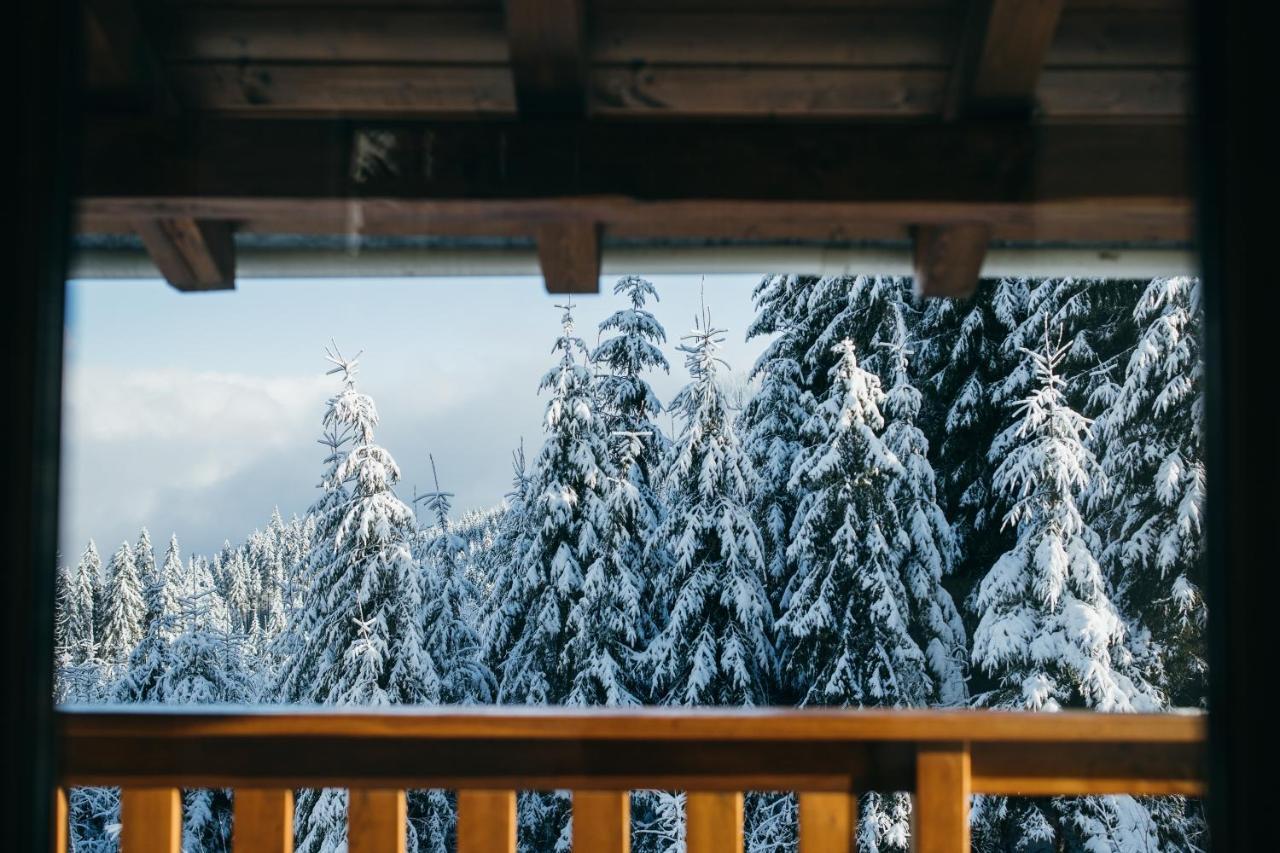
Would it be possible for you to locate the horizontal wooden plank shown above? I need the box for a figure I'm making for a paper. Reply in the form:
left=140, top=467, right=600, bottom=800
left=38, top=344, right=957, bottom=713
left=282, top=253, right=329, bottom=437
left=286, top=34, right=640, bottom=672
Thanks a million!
left=159, top=10, right=508, bottom=63
left=592, top=10, right=1186, bottom=68
left=1050, top=10, right=1189, bottom=67
left=970, top=740, right=1206, bottom=796
left=169, top=63, right=516, bottom=116
left=593, top=12, right=958, bottom=66
left=81, top=117, right=1187, bottom=202
left=590, top=67, right=1186, bottom=117
left=594, top=0, right=1180, bottom=8
left=594, top=66, right=945, bottom=116
left=56, top=709, right=1205, bottom=795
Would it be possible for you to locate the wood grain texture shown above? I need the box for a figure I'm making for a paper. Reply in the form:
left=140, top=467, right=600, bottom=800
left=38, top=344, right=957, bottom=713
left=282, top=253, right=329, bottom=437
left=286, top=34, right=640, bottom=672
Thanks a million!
left=506, top=0, right=587, bottom=117
left=912, top=222, right=991, bottom=298
left=686, top=792, right=743, bottom=853
left=912, top=743, right=970, bottom=853
left=134, top=217, right=235, bottom=291
left=233, top=788, right=294, bottom=853
left=348, top=788, right=407, bottom=853
left=53, top=788, right=68, bottom=853
left=457, top=789, right=517, bottom=853
left=120, top=787, right=182, bottom=853
left=159, top=9, right=509, bottom=63
left=537, top=221, right=601, bottom=294
left=945, top=0, right=1066, bottom=118
left=56, top=707, right=1206, bottom=744
left=56, top=709, right=1204, bottom=796
left=799, top=791, right=856, bottom=853
left=574, top=790, right=630, bottom=853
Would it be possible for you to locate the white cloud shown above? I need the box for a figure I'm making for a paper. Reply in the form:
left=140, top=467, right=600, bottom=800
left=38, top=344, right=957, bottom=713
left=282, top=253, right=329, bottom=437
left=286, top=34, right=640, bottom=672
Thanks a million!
left=60, top=366, right=332, bottom=556
left=65, top=366, right=331, bottom=444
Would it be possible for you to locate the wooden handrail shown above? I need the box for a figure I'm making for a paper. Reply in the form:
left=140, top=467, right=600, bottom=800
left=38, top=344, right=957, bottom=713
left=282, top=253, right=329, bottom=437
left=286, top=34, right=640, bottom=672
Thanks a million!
left=54, top=708, right=1206, bottom=853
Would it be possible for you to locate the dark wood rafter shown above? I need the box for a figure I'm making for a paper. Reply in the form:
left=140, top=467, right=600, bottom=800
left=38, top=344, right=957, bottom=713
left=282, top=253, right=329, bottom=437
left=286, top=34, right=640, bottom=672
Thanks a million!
left=912, top=222, right=992, bottom=298
left=914, top=0, right=1067, bottom=297
left=80, top=118, right=1191, bottom=246
left=134, top=218, right=236, bottom=291
left=944, top=0, right=1068, bottom=120
left=506, top=0, right=588, bottom=119
left=82, top=0, right=174, bottom=112
left=538, top=221, right=601, bottom=294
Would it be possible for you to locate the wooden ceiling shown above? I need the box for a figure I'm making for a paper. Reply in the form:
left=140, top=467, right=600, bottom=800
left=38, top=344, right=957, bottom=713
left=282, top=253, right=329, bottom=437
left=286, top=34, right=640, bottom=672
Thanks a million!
left=77, top=0, right=1193, bottom=294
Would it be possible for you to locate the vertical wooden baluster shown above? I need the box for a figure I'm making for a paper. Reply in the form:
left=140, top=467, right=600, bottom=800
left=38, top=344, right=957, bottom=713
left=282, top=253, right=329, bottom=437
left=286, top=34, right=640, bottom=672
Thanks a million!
left=799, top=791, right=856, bottom=853
left=348, top=788, right=406, bottom=853
left=120, top=787, right=182, bottom=853
left=912, top=742, right=971, bottom=853
left=52, top=787, right=68, bottom=853
left=573, top=790, right=630, bottom=852
left=686, top=792, right=743, bottom=853
left=235, top=788, right=294, bottom=853
left=457, top=790, right=517, bottom=853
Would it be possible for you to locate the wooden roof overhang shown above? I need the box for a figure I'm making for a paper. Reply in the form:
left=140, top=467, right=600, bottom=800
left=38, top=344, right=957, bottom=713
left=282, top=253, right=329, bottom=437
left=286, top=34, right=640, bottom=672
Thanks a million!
left=78, top=0, right=1193, bottom=295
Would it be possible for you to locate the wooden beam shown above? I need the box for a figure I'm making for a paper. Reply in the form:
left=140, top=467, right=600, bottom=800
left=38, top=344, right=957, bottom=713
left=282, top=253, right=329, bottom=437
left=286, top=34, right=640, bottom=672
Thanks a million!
left=798, top=791, right=856, bottom=853
left=912, top=222, right=991, bottom=298
left=945, top=0, right=1067, bottom=119
left=505, top=0, right=587, bottom=118
left=686, top=792, right=743, bottom=853
left=79, top=118, right=1190, bottom=245
left=348, top=789, right=406, bottom=853
left=53, top=788, right=69, bottom=853
left=574, top=791, right=630, bottom=853
left=537, top=221, right=600, bottom=294
left=120, top=787, right=181, bottom=853
left=82, top=0, right=173, bottom=112
left=457, top=790, right=517, bottom=853
left=234, top=788, right=293, bottom=853
left=56, top=708, right=1206, bottom=795
left=912, top=743, right=970, bottom=853
left=134, top=218, right=236, bottom=291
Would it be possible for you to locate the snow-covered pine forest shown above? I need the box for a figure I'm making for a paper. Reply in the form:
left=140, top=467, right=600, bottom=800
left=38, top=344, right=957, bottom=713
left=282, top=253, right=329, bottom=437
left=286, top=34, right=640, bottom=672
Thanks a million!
left=56, top=274, right=1207, bottom=853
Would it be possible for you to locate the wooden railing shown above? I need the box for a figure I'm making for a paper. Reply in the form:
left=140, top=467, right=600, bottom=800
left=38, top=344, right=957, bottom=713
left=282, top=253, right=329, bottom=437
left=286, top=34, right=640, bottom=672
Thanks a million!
left=54, top=708, right=1205, bottom=853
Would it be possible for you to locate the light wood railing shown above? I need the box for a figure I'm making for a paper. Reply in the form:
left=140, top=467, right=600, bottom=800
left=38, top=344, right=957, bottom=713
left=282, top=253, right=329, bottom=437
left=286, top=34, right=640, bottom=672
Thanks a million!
left=54, top=707, right=1205, bottom=853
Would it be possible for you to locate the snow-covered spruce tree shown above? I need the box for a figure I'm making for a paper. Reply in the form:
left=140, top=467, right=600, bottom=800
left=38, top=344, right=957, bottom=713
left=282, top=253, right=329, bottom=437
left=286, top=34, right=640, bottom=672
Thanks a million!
left=483, top=305, right=614, bottom=853
left=590, top=274, right=670, bottom=657
left=914, top=280, right=1029, bottom=621
left=647, top=306, right=772, bottom=707
left=809, top=276, right=970, bottom=706
left=996, top=278, right=1144, bottom=422
left=67, top=541, right=101, bottom=665
left=477, top=442, right=532, bottom=669
left=98, top=539, right=144, bottom=668
left=412, top=458, right=497, bottom=853
left=485, top=305, right=612, bottom=706
left=740, top=275, right=818, bottom=626
left=133, top=527, right=155, bottom=610
left=969, top=330, right=1164, bottom=852
left=283, top=347, right=435, bottom=853
left=776, top=340, right=927, bottom=852
left=563, top=427, right=648, bottom=707
left=165, top=583, right=257, bottom=852
left=1093, top=277, right=1207, bottom=708
left=113, top=535, right=185, bottom=703
left=643, top=307, right=773, bottom=853
left=416, top=456, right=495, bottom=706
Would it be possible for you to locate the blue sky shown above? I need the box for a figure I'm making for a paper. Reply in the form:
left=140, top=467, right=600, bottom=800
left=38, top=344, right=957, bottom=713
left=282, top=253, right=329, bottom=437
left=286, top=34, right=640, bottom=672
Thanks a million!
left=60, top=273, right=770, bottom=561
